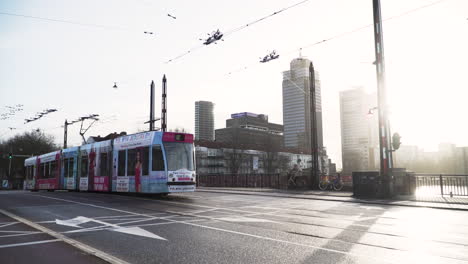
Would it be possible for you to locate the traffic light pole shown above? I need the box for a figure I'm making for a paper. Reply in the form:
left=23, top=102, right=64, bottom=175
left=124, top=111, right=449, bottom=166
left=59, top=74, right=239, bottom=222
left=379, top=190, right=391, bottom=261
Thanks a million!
left=373, top=0, right=394, bottom=197
left=8, top=147, right=12, bottom=178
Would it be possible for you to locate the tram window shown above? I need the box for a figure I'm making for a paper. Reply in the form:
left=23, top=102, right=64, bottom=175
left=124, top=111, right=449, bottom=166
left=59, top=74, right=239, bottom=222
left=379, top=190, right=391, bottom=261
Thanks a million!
left=39, top=164, right=44, bottom=179
left=69, top=158, right=75, bottom=178
left=81, top=156, right=88, bottom=178
left=118, top=150, right=126, bottom=176
left=44, top=163, right=50, bottom=178
left=127, top=149, right=136, bottom=176
left=152, top=145, right=165, bottom=171
left=50, top=161, right=57, bottom=178
left=100, top=153, right=108, bottom=176
left=26, top=166, right=31, bottom=179
left=142, top=147, right=149, bottom=176
left=64, top=159, right=69, bottom=178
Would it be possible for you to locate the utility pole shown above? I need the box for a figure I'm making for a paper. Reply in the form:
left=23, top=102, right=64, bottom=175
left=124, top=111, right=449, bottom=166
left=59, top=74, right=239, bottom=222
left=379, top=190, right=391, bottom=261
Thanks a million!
left=63, top=119, right=80, bottom=148
left=309, top=62, right=319, bottom=189
left=64, top=119, right=69, bottom=148
left=149, top=80, right=155, bottom=131
left=373, top=0, right=394, bottom=197
left=161, top=75, right=167, bottom=132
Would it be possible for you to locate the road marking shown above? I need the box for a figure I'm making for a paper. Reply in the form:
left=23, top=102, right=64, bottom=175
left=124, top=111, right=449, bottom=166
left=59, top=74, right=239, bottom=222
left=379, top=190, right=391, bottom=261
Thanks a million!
left=0, top=222, right=19, bottom=228
left=37, top=212, right=169, bottom=224
left=0, top=209, right=130, bottom=264
left=0, top=239, right=60, bottom=249
left=56, top=216, right=166, bottom=240
left=63, top=218, right=208, bottom=234
left=34, top=194, right=396, bottom=263
left=0, top=230, right=39, bottom=234
left=0, top=232, right=42, bottom=238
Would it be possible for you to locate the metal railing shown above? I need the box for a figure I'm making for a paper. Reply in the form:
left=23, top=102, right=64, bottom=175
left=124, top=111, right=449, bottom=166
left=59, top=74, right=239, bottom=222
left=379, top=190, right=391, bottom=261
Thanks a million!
left=197, top=174, right=287, bottom=189
left=414, top=174, right=468, bottom=196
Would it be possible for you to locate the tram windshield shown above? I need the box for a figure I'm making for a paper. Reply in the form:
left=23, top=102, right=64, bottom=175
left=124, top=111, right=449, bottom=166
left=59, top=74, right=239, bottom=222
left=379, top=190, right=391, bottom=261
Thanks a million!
left=164, top=143, right=194, bottom=171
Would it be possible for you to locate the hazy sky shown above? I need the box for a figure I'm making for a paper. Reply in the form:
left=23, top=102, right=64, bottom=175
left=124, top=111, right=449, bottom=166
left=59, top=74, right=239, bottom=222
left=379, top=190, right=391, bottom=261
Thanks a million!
left=1, top=0, right=467, bottom=168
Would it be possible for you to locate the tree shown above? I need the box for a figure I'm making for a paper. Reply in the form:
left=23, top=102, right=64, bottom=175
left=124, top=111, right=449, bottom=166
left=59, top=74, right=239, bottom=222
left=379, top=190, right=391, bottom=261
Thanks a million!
left=0, top=130, right=58, bottom=183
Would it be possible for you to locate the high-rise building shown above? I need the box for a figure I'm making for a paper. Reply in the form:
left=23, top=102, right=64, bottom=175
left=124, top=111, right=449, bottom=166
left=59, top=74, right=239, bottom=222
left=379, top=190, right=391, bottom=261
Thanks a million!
left=339, top=87, right=379, bottom=174
left=195, top=101, right=214, bottom=141
left=282, top=57, right=323, bottom=150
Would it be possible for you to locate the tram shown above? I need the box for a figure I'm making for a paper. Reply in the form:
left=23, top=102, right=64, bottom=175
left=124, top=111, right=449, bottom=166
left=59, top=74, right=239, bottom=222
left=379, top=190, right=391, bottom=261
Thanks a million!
left=24, top=131, right=196, bottom=194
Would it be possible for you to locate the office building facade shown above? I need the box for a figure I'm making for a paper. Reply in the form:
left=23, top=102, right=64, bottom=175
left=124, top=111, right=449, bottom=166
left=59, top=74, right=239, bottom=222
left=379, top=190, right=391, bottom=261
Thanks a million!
left=195, top=101, right=215, bottom=141
left=282, top=57, right=323, bottom=150
left=339, top=87, right=379, bottom=174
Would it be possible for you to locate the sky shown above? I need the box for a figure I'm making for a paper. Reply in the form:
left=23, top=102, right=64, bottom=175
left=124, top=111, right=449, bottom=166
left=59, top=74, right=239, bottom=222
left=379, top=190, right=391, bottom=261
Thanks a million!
left=1, top=0, right=467, bottom=168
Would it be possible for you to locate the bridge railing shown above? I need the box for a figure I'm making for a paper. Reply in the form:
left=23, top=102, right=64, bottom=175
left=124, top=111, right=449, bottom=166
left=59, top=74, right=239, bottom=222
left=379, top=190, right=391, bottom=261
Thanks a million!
left=197, top=174, right=287, bottom=189
left=414, top=174, right=468, bottom=196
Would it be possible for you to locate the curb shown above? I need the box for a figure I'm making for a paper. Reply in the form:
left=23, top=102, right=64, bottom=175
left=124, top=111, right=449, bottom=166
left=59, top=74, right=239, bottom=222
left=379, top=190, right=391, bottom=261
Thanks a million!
left=197, top=189, right=468, bottom=211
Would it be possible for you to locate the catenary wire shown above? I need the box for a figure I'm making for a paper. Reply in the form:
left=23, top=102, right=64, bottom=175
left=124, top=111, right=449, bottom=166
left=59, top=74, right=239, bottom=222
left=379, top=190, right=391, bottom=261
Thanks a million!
left=164, top=0, right=310, bottom=63
left=0, top=11, right=156, bottom=35
left=226, top=0, right=451, bottom=75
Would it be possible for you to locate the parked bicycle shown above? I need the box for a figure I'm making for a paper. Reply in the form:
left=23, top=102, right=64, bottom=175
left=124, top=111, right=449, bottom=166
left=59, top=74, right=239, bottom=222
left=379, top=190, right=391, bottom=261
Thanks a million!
left=318, top=174, right=343, bottom=191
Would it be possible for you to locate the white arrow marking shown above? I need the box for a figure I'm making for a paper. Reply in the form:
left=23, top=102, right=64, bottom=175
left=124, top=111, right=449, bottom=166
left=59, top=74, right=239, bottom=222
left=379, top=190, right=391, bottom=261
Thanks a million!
left=56, top=216, right=92, bottom=228
left=112, top=227, right=166, bottom=240
left=55, top=216, right=166, bottom=240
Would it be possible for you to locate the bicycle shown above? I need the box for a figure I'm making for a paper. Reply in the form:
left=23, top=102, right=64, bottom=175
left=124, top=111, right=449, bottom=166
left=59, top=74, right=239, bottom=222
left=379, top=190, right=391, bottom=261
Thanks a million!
left=287, top=171, right=307, bottom=189
left=318, top=175, right=343, bottom=191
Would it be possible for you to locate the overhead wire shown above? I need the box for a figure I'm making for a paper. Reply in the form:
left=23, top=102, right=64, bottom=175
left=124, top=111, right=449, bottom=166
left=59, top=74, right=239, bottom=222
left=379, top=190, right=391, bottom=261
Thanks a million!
left=164, top=0, right=310, bottom=63
left=226, top=0, right=451, bottom=76
left=0, top=11, right=156, bottom=35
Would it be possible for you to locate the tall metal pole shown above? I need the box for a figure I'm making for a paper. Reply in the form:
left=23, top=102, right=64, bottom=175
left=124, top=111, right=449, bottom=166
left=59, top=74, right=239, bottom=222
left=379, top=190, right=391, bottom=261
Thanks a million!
left=8, top=146, right=12, bottom=179
left=64, top=119, right=68, bottom=148
left=309, top=62, right=319, bottom=189
left=373, top=0, right=393, bottom=195
left=161, top=75, right=167, bottom=132
left=149, top=80, right=155, bottom=131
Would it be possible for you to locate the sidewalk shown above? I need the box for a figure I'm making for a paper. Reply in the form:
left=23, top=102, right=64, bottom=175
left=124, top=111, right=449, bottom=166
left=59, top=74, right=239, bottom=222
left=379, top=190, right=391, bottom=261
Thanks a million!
left=197, top=187, right=468, bottom=211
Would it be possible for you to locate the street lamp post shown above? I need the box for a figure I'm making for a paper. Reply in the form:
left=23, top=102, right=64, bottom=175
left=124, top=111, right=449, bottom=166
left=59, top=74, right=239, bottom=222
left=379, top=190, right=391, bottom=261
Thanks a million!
left=372, top=0, right=394, bottom=197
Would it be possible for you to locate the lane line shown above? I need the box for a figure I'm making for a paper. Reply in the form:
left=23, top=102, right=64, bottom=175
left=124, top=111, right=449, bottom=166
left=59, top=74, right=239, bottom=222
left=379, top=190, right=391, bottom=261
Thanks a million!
left=0, top=232, right=42, bottom=238
left=0, top=239, right=60, bottom=249
left=0, top=209, right=129, bottom=264
left=0, top=221, right=18, bottom=225
left=34, top=194, right=396, bottom=263
left=0, top=222, right=19, bottom=228
left=0, top=230, right=39, bottom=234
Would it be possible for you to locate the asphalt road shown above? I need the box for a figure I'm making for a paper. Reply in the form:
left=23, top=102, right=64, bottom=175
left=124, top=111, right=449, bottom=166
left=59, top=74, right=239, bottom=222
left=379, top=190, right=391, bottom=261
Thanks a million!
left=0, top=190, right=467, bottom=264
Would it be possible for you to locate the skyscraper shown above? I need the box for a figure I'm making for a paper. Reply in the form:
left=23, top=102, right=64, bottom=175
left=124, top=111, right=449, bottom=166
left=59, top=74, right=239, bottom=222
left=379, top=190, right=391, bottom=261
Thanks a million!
left=282, top=57, right=323, bottom=150
left=339, top=87, right=379, bottom=174
left=195, top=101, right=214, bottom=141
